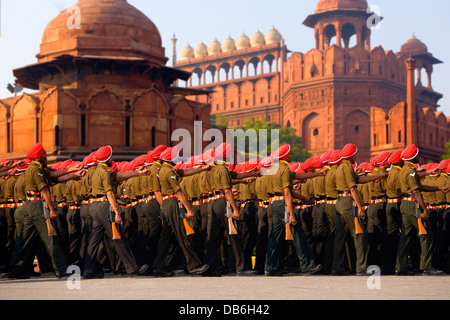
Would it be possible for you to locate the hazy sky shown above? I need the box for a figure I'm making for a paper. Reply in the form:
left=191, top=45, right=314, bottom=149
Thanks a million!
left=1, top=0, right=449, bottom=114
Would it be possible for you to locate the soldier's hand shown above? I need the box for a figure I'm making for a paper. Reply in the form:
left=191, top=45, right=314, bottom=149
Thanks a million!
left=232, top=210, right=240, bottom=220
left=440, top=187, right=450, bottom=194
left=202, top=164, right=212, bottom=171
left=50, top=209, right=58, bottom=220
left=358, top=207, right=366, bottom=220
left=115, top=212, right=123, bottom=225
left=186, top=210, right=195, bottom=220
left=138, top=168, right=150, bottom=176
left=319, top=168, right=328, bottom=176
left=67, top=162, right=84, bottom=173
left=232, top=189, right=240, bottom=196
left=289, top=213, right=297, bottom=226
left=421, top=209, right=430, bottom=221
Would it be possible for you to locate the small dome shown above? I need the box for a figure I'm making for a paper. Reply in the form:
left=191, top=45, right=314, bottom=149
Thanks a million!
left=180, top=45, right=194, bottom=60
left=265, top=27, right=282, bottom=44
left=221, top=37, right=236, bottom=53
left=236, top=33, right=251, bottom=50
left=400, top=35, right=428, bottom=55
left=194, top=42, right=208, bottom=58
left=208, top=39, right=222, bottom=55
left=315, top=0, right=369, bottom=14
left=250, top=31, right=266, bottom=47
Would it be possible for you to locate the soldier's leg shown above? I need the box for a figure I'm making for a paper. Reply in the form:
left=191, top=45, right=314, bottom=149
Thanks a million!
left=332, top=199, right=349, bottom=273
left=312, top=202, right=329, bottom=268
left=148, top=199, right=162, bottom=267
left=66, top=208, right=82, bottom=267
left=324, top=203, right=337, bottom=274
left=240, top=202, right=258, bottom=270
left=292, top=208, right=317, bottom=273
left=264, top=201, right=285, bottom=274
left=381, top=202, right=401, bottom=274
left=300, top=206, right=313, bottom=250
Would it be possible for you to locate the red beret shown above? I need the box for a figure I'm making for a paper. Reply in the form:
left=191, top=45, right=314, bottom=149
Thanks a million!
left=401, top=144, right=419, bottom=161
left=376, top=152, right=390, bottom=167
left=96, top=146, right=113, bottom=163
left=27, top=143, right=46, bottom=160
left=320, top=151, right=333, bottom=164
left=152, top=145, right=168, bottom=160
left=215, top=143, right=232, bottom=161
left=288, top=162, right=300, bottom=173
left=329, top=150, right=342, bottom=165
left=388, top=150, right=403, bottom=165
left=271, top=144, right=291, bottom=161
left=160, top=147, right=179, bottom=162
left=341, top=144, right=358, bottom=159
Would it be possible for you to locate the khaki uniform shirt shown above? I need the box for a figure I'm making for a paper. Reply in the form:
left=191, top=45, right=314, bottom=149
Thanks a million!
left=159, top=162, right=184, bottom=196
left=91, top=163, right=116, bottom=197
left=24, top=161, right=52, bottom=194
left=435, top=174, right=447, bottom=204
left=370, top=167, right=386, bottom=198
left=398, top=161, right=421, bottom=196
left=271, top=161, right=292, bottom=194
left=14, top=174, right=26, bottom=202
left=324, top=165, right=338, bottom=199
left=386, top=165, right=403, bottom=199
left=335, top=159, right=358, bottom=192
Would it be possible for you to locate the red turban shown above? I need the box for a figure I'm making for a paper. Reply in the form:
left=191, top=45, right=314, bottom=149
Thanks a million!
left=376, top=152, right=390, bottom=167
left=300, top=158, right=313, bottom=172
left=244, top=158, right=260, bottom=173
left=365, top=163, right=375, bottom=173
left=215, top=143, right=232, bottom=161
left=320, top=151, right=333, bottom=164
left=288, top=162, right=300, bottom=173
left=310, top=156, right=323, bottom=169
left=259, top=156, right=273, bottom=169
left=271, top=144, right=291, bottom=161
left=401, top=144, right=419, bottom=161
left=329, top=150, right=342, bottom=165
left=152, top=145, right=168, bottom=160
left=341, top=144, right=358, bottom=159
left=27, top=143, right=46, bottom=160
left=96, top=146, right=113, bottom=163
left=388, top=150, right=402, bottom=165
left=201, top=149, right=216, bottom=164
left=160, top=147, right=179, bottom=162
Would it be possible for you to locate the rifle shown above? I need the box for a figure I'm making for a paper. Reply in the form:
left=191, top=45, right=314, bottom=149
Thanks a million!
left=284, top=206, right=294, bottom=241
left=352, top=201, right=364, bottom=235
left=42, top=202, right=57, bottom=236
left=109, top=205, right=122, bottom=240
left=415, top=203, right=428, bottom=235
left=178, top=201, right=195, bottom=236
left=226, top=200, right=238, bottom=235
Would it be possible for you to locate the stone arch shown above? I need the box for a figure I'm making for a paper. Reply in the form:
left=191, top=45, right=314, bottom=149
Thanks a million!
left=324, top=24, right=337, bottom=48
left=233, top=60, right=246, bottom=79
left=302, top=112, right=326, bottom=151
left=342, top=23, right=357, bottom=48
left=344, top=109, right=370, bottom=151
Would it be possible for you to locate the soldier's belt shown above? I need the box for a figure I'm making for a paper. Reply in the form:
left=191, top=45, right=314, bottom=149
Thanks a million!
left=92, top=196, right=108, bottom=203
left=270, top=196, right=285, bottom=203
left=26, top=197, right=42, bottom=201
left=57, top=203, right=67, bottom=208
left=301, top=204, right=313, bottom=209
left=81, top=200, right=90, bottom=205
left=315, top=199, right=327, bottom=205
left=326, top=200, right=337, bottom=205
left=370, top=199, right=387, bottom=204
left=338, top=192, right=352, bottom=197
left=69, top=205, right=81, bottom=210
left=163, top=194, right=177, bottom=201
left=403, top=197, right=416, bottom=202
left=27, top=191, right=40, bottom=196
left=387, top=198, right=402, bottom=204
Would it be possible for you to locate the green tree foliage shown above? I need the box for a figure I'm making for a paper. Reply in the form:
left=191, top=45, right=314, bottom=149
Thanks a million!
left=442, top=141, right=450, bottom=160
left=227, top=117, right=311, bottom=162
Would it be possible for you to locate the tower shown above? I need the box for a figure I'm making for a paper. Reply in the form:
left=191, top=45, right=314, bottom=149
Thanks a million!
left=171, top=34, right=178, bottom=67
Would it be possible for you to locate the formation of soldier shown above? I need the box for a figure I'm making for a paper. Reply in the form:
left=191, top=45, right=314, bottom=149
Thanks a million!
left=1, top=141, right=449, bottom=279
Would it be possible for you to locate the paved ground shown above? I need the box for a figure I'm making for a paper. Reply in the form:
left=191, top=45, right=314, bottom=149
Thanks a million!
left=1, top=272, right=449, bottom=301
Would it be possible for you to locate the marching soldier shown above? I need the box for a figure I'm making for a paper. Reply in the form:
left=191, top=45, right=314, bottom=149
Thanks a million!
left=151, top=147, right=210, bottom=277
left=84, top=145, right=149, bottom=279
left=395, top=144, right=447, bottom=275
left=264, top=144, right=322, bottom=276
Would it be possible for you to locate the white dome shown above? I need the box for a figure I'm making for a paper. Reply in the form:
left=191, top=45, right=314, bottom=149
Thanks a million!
left=194, top=42, right=208, bottom=58
left=250, top=30, right=266, bottom=47
left=221, top=37, right=236, bottom=52
left=208, top=39, right=222, bottom=55
left=236, top=33, right=251, bottom=50
left=265, top=27, right=282, bottom=44
left=180, top=44, right=194, bottom=60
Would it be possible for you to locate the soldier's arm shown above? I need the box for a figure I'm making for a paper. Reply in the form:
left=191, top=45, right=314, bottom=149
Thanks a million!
left=284, top=187, right=296, bottom=225
left=357, top=173, right=388, bottom=184
left=183, top=165, right=211, bottom=177
left=106, top=190, right=122, bottom=225
left=116, top=168, right=149, bottom=182
left=235, top=171, right=261, bottom=179
left=412, top=189, right=429, bottom=220
left=176, top=190, right=194, bottom=219
left=350, top=186, right=365, bottom=220
left=40, top=186, right=57, bottom=219
left=295, top=169, right=327, bottom=181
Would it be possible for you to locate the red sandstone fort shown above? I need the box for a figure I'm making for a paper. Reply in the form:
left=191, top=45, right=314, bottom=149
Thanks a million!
left=0, top=0, right=448, bottom=163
